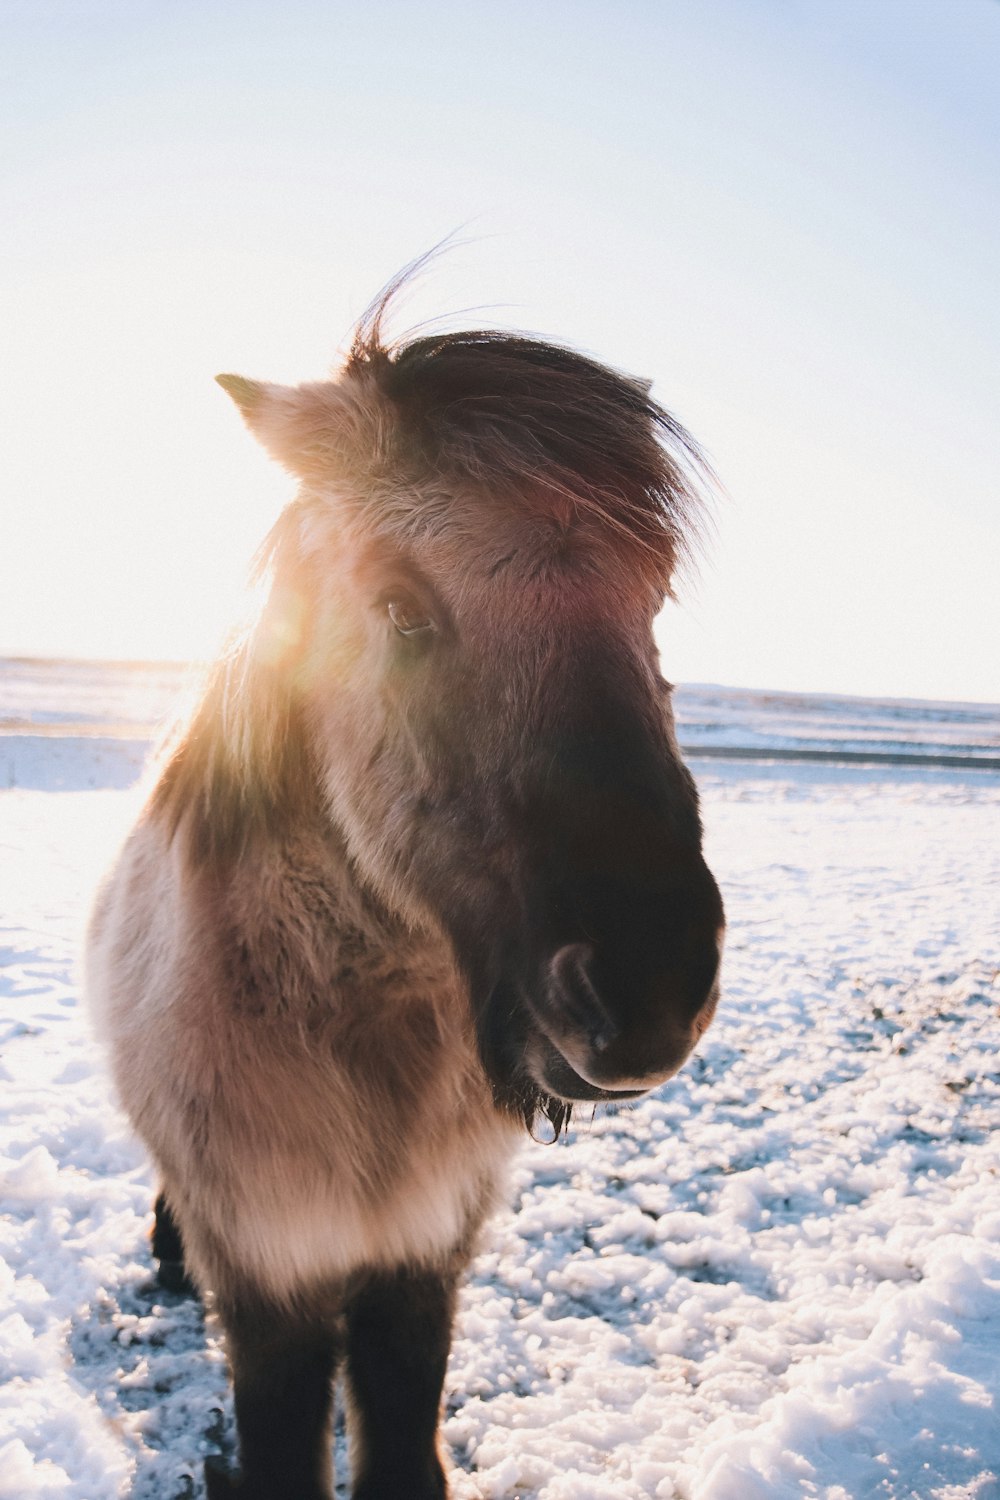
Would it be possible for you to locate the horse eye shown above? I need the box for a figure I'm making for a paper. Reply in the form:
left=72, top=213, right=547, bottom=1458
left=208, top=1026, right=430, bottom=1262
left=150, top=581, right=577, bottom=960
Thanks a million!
left=387, top=598, right=435, bottom=638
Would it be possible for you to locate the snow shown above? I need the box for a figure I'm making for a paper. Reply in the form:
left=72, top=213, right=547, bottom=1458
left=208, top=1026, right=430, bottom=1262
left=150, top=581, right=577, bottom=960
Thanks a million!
left=2, top=665, right=999, bottom=1499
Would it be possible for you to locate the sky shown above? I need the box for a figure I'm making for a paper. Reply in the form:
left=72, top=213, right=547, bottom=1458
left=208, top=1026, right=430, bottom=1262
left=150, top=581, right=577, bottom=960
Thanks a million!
left=2, top=0, right=998, bottom=703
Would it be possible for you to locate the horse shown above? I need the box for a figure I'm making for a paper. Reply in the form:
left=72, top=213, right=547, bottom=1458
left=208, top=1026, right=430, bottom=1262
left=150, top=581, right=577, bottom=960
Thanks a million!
left=86, top=271, right=725, bottom=1500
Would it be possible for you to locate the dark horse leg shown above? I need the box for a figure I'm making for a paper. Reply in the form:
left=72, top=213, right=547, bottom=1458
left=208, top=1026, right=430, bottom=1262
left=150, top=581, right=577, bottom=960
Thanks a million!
left=345, top=1264, right=457, bottom=1500
left=205, top=1293, right=341, bottom=1500
left=151, top=1190, right=196, bottom=1294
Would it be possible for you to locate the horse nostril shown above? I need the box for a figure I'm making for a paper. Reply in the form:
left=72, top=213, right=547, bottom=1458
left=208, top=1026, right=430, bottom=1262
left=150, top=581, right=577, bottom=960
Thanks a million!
left=547, top=943, right=619, bottom=1054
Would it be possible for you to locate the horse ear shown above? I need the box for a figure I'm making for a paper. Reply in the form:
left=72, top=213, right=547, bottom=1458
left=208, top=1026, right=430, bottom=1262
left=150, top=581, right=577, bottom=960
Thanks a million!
left=216, top=373, right=267, bottom=414
left=215, top=374, right=351, bottom=478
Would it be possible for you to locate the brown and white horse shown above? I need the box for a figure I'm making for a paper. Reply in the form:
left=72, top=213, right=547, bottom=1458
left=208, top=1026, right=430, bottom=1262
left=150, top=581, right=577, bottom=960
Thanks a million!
left=86, top=275, right=724, bottom=1500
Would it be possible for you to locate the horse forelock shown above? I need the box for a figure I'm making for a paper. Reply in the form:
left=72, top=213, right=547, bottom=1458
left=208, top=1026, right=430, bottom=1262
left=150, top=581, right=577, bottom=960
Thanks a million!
left=342, top=285, right=712, bottom=590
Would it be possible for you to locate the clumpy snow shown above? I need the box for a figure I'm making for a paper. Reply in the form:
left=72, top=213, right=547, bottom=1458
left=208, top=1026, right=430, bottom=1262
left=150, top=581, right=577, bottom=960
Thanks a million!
left=445, top=774, right=1000, bottom=1500
left=2, top=718, right=999, bottom=1497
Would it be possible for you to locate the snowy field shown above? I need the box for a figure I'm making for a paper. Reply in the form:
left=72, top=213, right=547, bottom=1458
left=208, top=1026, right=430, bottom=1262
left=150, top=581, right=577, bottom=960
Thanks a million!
left=2, top=663, right=999, bottom=1499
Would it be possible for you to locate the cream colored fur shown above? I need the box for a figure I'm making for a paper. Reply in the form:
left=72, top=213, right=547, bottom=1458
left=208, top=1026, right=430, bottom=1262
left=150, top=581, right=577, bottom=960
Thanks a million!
left=87, top=807, right=520, bottom=1303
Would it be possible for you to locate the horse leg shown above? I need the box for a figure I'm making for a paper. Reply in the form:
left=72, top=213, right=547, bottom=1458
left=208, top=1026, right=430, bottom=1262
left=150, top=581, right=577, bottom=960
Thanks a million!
left=345, top=1264, right=457, bottom=1500
left=206, top=1292, right=341, bottom=1500
left=151, top=1190, right=195, bottom=1294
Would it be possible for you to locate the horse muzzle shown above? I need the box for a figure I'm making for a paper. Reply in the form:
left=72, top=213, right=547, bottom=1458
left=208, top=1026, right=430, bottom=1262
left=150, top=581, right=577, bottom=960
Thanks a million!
left=523, top=936, right=722, bottom=1103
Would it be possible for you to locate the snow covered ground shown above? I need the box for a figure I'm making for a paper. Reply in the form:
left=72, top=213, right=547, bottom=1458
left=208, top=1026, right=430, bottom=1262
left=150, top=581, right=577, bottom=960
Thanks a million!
left=2, top=667, right=999, bottom=1499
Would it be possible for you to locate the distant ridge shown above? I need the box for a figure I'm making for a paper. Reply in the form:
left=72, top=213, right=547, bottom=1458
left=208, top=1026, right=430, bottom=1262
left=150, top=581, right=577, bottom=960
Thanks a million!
left=1, top=656, right=998, bottom=770
left=687, top=745, right=1000, bottom=771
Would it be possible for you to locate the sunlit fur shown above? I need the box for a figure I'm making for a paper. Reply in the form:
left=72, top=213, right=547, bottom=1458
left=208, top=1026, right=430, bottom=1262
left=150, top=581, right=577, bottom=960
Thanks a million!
left=86, top=268, right=723, bottom=1498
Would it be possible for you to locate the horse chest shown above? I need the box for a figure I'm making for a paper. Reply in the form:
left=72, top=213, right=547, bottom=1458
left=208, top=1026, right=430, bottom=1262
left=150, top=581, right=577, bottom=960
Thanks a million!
left=230, top=1107, right=518, bottom=1298
left=197, top=942, right=521, bottom=1297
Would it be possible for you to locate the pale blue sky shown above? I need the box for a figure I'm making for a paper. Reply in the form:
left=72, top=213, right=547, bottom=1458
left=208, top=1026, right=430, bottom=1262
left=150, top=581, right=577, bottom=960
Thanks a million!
left=3, top=0, right=998, bottom=701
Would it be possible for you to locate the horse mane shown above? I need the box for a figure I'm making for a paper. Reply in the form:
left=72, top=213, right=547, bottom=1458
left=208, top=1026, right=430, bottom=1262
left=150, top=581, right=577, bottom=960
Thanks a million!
left=147, top=502, right=322, bottom=863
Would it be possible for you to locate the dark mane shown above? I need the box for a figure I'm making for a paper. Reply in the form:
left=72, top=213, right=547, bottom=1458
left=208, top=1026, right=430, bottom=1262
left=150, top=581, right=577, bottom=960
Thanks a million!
left=347, top=281, right=710, bottom=583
